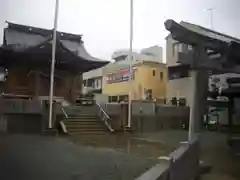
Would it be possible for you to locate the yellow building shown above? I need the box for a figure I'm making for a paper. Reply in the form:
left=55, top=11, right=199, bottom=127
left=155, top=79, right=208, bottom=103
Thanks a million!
left=102, top=60, right=167, bottom=102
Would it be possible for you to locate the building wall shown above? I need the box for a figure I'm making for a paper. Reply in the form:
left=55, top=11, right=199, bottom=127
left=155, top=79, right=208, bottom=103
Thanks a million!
left=140, top=46, right=163, bottom=63
left=102, top=63, right=166, bottom=101
left=136, top=64, right=166, bottom=100
left=83, top=67, right=103, bottom=80
left=167, top=77, right=193, bottom=106
left=166, top=35, right=179, bottom=67
left=166, top=35, right=193, bottom=106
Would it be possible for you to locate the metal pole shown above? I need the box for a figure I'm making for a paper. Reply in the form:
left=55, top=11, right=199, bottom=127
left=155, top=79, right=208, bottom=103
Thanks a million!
left=48, top=0, right=60, bottom=129
left=127, top=0, right=134, bottom=128
left=206, top=8, right=215, bottom=29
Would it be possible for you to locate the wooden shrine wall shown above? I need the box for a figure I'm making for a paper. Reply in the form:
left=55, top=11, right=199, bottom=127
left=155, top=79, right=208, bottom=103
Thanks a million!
left=4, top=67, right=82, bottom=102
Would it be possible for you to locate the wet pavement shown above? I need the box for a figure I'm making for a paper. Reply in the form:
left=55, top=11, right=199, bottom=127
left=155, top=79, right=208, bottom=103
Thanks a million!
left=0, top=133, right=170, bottom=180
left=68, top=133, right=172, bottom=159
left=0, top=131, right=239, bottom=180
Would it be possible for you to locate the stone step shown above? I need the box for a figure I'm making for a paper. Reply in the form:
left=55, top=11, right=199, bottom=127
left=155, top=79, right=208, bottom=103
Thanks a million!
left=67, top=128, right=106, bottom=131
left=64, top=117, right=108, bottom=135
left=64, top=118, right=100, bottom=123
left=65, top=121, right=105, bottom=127
left=64, top=107, right=98, bottom=116
left=67, top=129, right=107, bottom=134
left=68, top=131, right=107, bottom=135
left=65, top=124, right=104, bottom=128
left=65, top=115, right=99, bottom=119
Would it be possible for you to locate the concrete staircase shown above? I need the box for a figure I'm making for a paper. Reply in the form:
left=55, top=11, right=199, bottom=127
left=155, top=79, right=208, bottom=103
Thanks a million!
left=62, top=105, right=111, bottom=135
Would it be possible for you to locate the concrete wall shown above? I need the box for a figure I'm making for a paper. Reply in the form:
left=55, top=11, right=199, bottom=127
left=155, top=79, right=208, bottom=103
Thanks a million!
left=94, top=94, right=108, bottom=104
left=0, top=99, right=49, bottom=134
left=132, top=101, right=156, bottom=115
left=1, top=99, right=43, bottom=114
left=104, top=102, right=190, bottom=132
left=131, top=106, right=189, bottom=133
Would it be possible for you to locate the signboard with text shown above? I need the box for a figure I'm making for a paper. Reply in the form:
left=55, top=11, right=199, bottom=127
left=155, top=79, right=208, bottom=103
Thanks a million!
left=107, top=69, right=131, bottom=84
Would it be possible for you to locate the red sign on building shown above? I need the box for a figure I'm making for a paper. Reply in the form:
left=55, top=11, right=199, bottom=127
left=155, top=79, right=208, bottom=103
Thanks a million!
left=107, top=69, right=131, bottom=84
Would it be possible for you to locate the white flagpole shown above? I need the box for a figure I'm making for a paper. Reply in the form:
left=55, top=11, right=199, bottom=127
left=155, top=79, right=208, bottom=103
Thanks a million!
left=127, top=0, right=134, bottom=128
left=48, top=0, right=60, bottom=129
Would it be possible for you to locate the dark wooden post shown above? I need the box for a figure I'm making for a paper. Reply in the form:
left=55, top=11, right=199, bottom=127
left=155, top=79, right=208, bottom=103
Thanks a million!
left=228, top=97, right=234, bottom=134
left=35, top=71, right=40, bottom=97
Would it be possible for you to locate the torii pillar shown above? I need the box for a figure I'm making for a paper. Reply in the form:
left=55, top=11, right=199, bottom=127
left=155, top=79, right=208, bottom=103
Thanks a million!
left=188, top=47, right=209, bottom=141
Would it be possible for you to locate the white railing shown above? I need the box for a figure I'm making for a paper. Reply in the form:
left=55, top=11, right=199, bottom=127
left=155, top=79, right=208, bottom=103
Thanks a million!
left=96, top=103, right=114, bottom=133
left=61, top=107, right=68, bottom=118
left=60, top=120, right=68, bottom=134
left=60, top=107, right=68, bottom=134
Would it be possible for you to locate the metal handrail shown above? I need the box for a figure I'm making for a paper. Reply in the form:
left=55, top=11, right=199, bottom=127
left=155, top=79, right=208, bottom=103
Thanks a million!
left=61, top=107, right=68, bottom=118
left=96, top=103, right=114, bottom=132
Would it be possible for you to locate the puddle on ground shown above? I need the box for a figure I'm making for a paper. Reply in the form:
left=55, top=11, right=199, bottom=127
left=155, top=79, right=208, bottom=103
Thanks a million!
left=68, top=134, right=172, bottom=159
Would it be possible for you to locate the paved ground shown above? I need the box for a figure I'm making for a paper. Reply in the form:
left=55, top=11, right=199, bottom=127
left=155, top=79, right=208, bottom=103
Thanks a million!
left=0, top=133, right=168, bottom=180
left=0, top=131, right=239, bottom=180
left=68, top=133, right=172, bottom=158
left=135, top=130, right=240, bottom=180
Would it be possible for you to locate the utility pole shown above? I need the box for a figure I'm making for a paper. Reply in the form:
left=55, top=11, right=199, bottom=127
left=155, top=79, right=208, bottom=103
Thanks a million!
left=48, top=0, right=60, bottom=129
left=206, top=8, right=215, bottom=29
left=127, top=0, right=134, bottom=128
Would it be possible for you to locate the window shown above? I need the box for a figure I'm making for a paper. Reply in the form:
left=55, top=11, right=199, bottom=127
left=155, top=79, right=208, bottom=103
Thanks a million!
left=145, top=89, right=153, bottom=100
left=173, top=43, right=190, bottom=55
left=188, top=45, right=193, bottom=51
left=171, top=97, right=178, bottom=106
left=168, top=65, right=190, bottom=80
left=119, top=95, right=128, bottom=102
left=111, top=96, right=118, bottom=102
left=152, top=70, right=156, bottom=76
left=178, top=43, right=184, bottom=52
left=95, top=79, right=99, bottom=88
left=173, top=43, right=178, bottom=55
left=160, top=72, right=163, bottom=81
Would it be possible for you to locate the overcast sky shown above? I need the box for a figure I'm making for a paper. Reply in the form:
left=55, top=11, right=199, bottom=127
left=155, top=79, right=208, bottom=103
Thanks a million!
left=0, top=0, right=240, bottom=61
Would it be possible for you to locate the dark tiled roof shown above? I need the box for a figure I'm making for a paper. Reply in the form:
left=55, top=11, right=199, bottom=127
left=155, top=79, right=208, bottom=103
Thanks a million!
left=6, top=21, right=82, bottom=42
left=0, top=22, right=109, bottom=72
